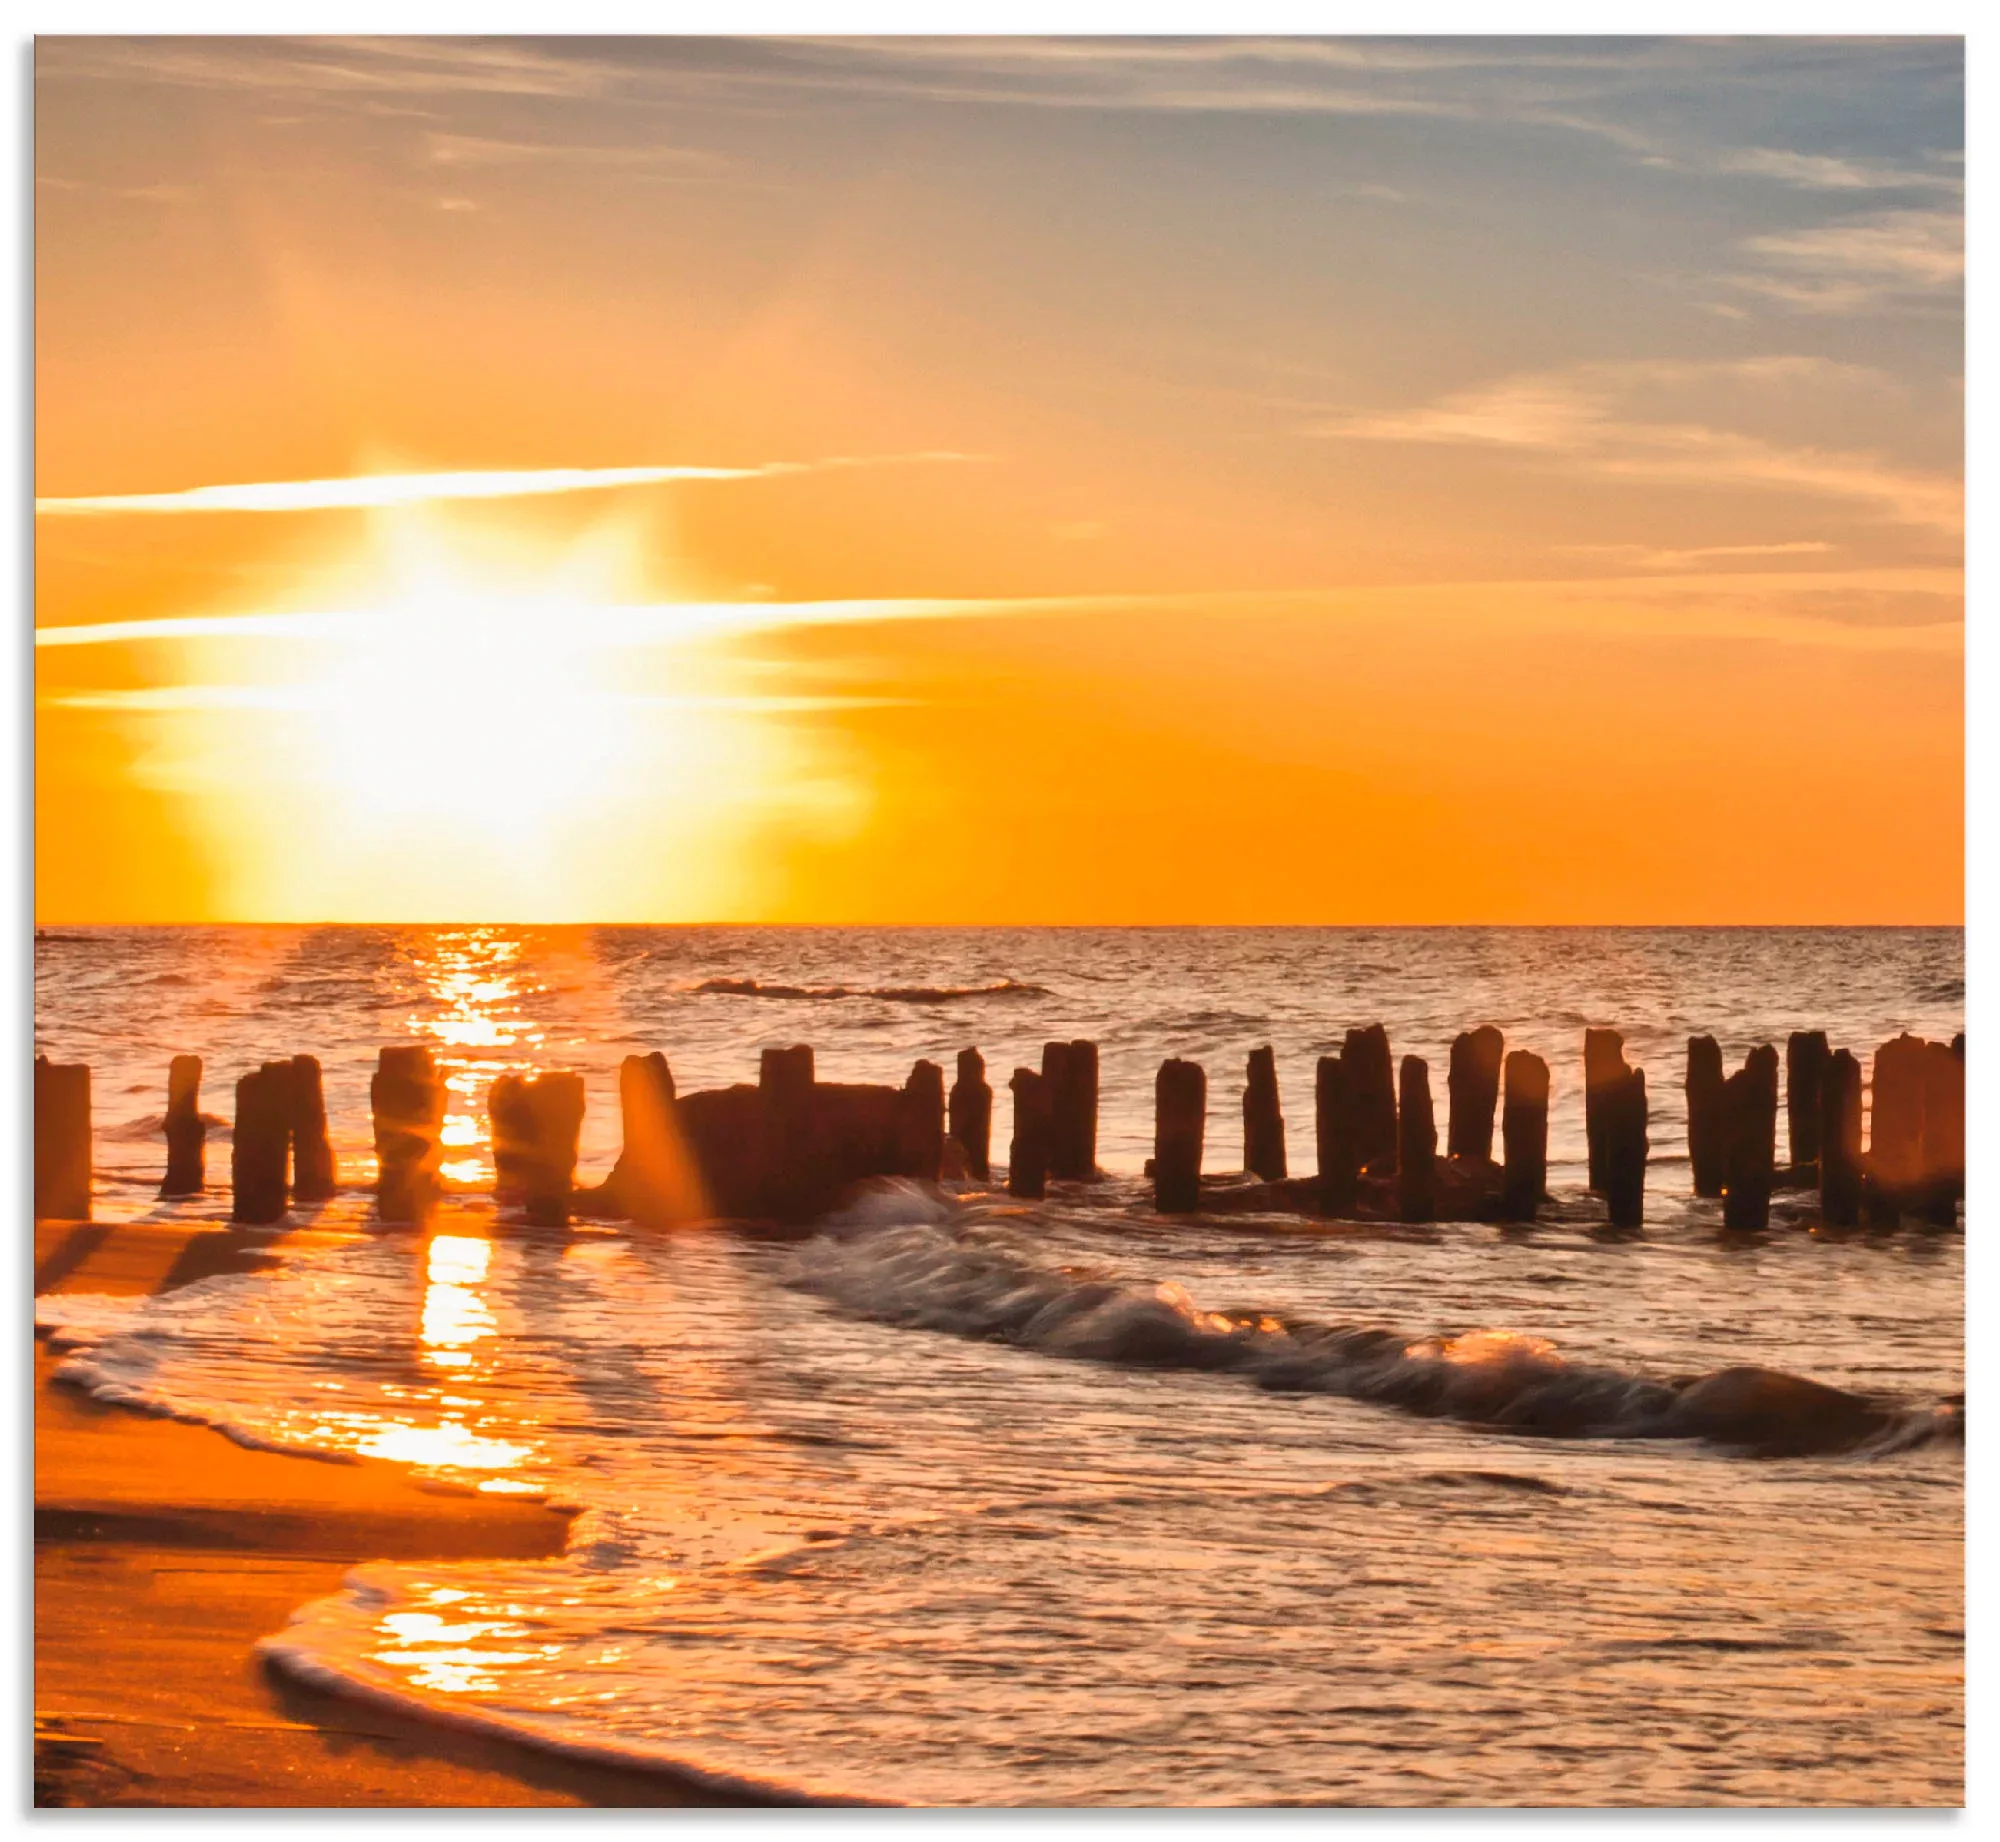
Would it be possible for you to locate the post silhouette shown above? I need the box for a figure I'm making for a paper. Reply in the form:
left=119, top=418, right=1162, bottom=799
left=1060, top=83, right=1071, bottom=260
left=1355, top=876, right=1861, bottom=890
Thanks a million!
left=232, top=1061, right=292, bottom=1225
left=1868, top=1033, right=1927, bottom=1199
left=34, top=1057, right=92, bottom=1222
left=1685, top=1036, right=1727, bottom=1199
left=520, top=1073, right=586, bottom=1227
left=606, top=1051, right=699, bottom=1225
left=1818, top=1049, right=1863, bottom=1228
left=760, top=1044, right=820, bottom=1223
left=1785, top=1031, right=1830, bottom=1170
left=1154, top=1058, right=1206, bottom=1214
left=1315, top=1055, right=1358, bottom=1218
left=1721, top=1045, right=1778, bottom=1231
left=1601, top=1066, right=1648, bottom=1229
left=900, top=1059, right=946, bottom=1182
left=1918, top=1039, right=1963, bottom=1227
left=1396, top=1055, right=1436, bottom=1223
left=1446, top=1026, right=1503, bottom=1161
left=289, top=1053, right=337, bottom=1204
left=1341, top=1026, right=1397, bottom=1174
left=1499, top=1050, right=1548, bottom=1222
left=1583, top=1028, right=1625, bottom=1192
left=160, top=1054, right=205, bottom=1199
left=373, top=1045, right=445, bottom=1226
left=949, top=1047, right=993, bottom=1180
left=1044, top=1039, right=1100, bottom=1181
left=1008, top=1067, right=1050, bottom=1200
left=1243, top=1045, right=1287, bottom=1180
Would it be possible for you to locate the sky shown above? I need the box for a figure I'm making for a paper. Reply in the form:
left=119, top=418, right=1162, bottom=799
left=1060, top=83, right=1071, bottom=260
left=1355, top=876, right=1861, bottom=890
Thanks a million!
left=34, top=35, right=1963, bottom=923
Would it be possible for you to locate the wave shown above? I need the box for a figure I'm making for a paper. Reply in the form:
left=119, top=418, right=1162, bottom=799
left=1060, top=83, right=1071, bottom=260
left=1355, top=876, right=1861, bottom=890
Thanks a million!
left=691, top=977, right=1049, bottom=1004
left=257, top=1577, right=880, bottom=1807
left=787, top=1205, right=1960, bottom=1460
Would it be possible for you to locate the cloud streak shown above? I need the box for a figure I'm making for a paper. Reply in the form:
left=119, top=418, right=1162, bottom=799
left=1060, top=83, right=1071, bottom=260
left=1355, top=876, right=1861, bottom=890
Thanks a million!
left=34, top=453, right=978, bottom=518
left=1314, top=358, right=1962, bottom=537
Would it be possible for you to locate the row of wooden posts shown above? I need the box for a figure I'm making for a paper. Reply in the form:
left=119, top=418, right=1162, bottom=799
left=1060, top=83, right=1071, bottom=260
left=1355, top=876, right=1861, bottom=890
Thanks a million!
left=32, top=1023, right=1964, bottom=1232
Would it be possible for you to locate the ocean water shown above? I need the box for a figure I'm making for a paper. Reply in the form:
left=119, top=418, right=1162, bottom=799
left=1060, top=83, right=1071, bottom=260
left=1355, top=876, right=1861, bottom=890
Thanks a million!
left=34, top=926, right=1964, bottom=1805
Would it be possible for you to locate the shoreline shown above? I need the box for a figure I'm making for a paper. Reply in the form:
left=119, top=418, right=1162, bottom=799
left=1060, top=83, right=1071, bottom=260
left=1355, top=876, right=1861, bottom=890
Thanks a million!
left=32, top=1215, right=765, bottom=1809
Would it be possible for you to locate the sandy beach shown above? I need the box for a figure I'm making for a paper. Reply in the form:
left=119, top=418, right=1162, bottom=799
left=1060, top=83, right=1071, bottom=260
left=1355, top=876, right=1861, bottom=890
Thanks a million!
left=33, top=1214, right=742, bottom=1809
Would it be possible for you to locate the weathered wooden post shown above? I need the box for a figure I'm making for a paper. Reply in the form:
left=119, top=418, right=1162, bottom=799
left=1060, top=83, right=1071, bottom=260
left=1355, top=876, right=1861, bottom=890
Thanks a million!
left=1685, top=1035, right=1726, bottom=1199
left=1583, top=1028, right=1625, bottom=1192
left=1721, top=1045, right=1778, bottom=1231
left=1499, top=1050, right=1548, bottom=1222
left=606, top=1051, right=693, bottom=1225
left=489, top=1073, right=533, bottom=1205
left=160, top=1053, right=205, bottom=1199
left=373, top=1045, right=445, bottom=1226
left=1341, top=1026, right=1397, bottom=1174
left=899, top=1059, right=946, bottom=1181
left=1315, top=1055, right=1358, bottom=1218
left=1044, top=1039, right=1100, bottom=1181
left=34, top=1056, right=92, bottom=1222
left=760, top=1044, right=820, bottom=1222
left=1818, top=1049, right=1863, bottom=1228
left=1868, top=1033, right=1927, bottom=1205
left=949, top=1047, right=992, bottom=1180
left=1396, top=1055, right=1436, bottom=1223
left=232, top=1061, right=292, bottom=1225
left=1601, top=1066, right=1648, bottom=1230
left=289, top=1053, right=337, bottom=1204
left=1154, top=1058, right=1206, bottom=1214
left=1243, top=1045, right=1287, bottom=1180
left=1918, top=1039, right=1963, bottom=1227
left=1446, top=1025, right=1503, bottom=1161
left=1008, top=1067, right=1050, bottom=1200
left=1786, top=1031, right=1830, bottom=1170
left=522, top=1073, right=586, bottom=1228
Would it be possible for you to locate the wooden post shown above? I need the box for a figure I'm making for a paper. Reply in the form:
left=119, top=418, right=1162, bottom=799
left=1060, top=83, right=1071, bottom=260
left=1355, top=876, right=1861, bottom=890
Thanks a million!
left=522, top=1073, right=586, bottom=1228
left=1786, top=1031, right=1830, bottom=1170
left=1818, top=1049, right=1863, bottom=1228
left=1396, top=1055, right=1436, bottom=1223
left=1243, top=1045, right=1287, bottom=1180
left=1601, top=1067, right=1648, bottom=1230
left=289, top=1053, right=337, bottom=1204
left=1868, top=1033, right=1927, bottom=1202
left=1685, top=1035, right=1726, bottom=1199
left=232, top=1061, right=292, bottom=1225
left=899, top=1059, right=946, bottom=1181
left=1446, top=1025, right=1503, bottom=1161
left=760, top=1044, right=820, bottom=1223
left=1341, top=1026, right=1397, bottom=1175
left=1499, top=1050, right=1548, bottom=1222
left=1045, top=1039, right=1100, bottom=1181
left=373, top=1046, right=444, bottom=1226
left=1583, top=1028, right=1625, bottom=1192
left=1007, top=1067, right=1050, bottom=1200
left=1315, top=1055, right=1358, bottom=1218
left=489, top=1074, right=533, bottom=1205
left=33, top=1056, right=92, bottom=1223
left=1154, top=1058, right=1206, bottom=1214
left=1917, top=1039, right=1963, bottom=1227
left=607, top=1050, right=698, bottom=1226
left=160, top=1054, right=205, bottom=1199
left=949, top=1047, right=992, bottom=1180
left=1721, top=1045, right=1778, bottom=1232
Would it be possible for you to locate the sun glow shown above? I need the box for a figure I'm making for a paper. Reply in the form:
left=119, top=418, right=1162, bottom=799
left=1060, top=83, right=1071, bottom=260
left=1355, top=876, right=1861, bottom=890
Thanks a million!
left=123, top=504, right=865, bottom=921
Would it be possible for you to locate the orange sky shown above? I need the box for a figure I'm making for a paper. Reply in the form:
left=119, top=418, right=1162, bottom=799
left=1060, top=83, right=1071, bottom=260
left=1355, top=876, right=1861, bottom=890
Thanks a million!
left=34, top=37, right=1963, bottom=923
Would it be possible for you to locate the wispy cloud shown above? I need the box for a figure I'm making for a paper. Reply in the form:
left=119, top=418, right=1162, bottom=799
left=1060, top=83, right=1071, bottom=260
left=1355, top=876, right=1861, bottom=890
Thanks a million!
left=1556, top=540, right=1835, bottom=571
left=34, top=453, right=978, bottom=518
left=1731, top=206, right=1963, bottom=313
left=1314, top=357, right=1961, bottom=537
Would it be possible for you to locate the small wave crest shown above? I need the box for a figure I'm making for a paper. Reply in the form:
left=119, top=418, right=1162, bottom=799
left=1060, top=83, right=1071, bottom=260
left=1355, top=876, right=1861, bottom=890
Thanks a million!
left=788, top=1219, right=1959, bottom=1458
left=691, top=976, right=1048, bottom=1004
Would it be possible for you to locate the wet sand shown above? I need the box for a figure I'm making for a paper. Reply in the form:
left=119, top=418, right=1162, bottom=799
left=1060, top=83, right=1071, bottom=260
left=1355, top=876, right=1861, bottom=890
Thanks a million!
left=33, top=1215, right=741, bottom=1808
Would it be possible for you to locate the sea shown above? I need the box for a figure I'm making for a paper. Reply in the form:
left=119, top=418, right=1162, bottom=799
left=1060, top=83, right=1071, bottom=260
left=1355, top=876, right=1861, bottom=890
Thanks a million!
left=32, top=925, right=1965, bottom=1806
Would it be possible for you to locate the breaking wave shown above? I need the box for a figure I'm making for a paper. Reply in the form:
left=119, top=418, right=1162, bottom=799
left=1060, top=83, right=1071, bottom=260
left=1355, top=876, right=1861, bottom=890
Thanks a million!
left=787, top=1205, right=1961, bottom=1460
